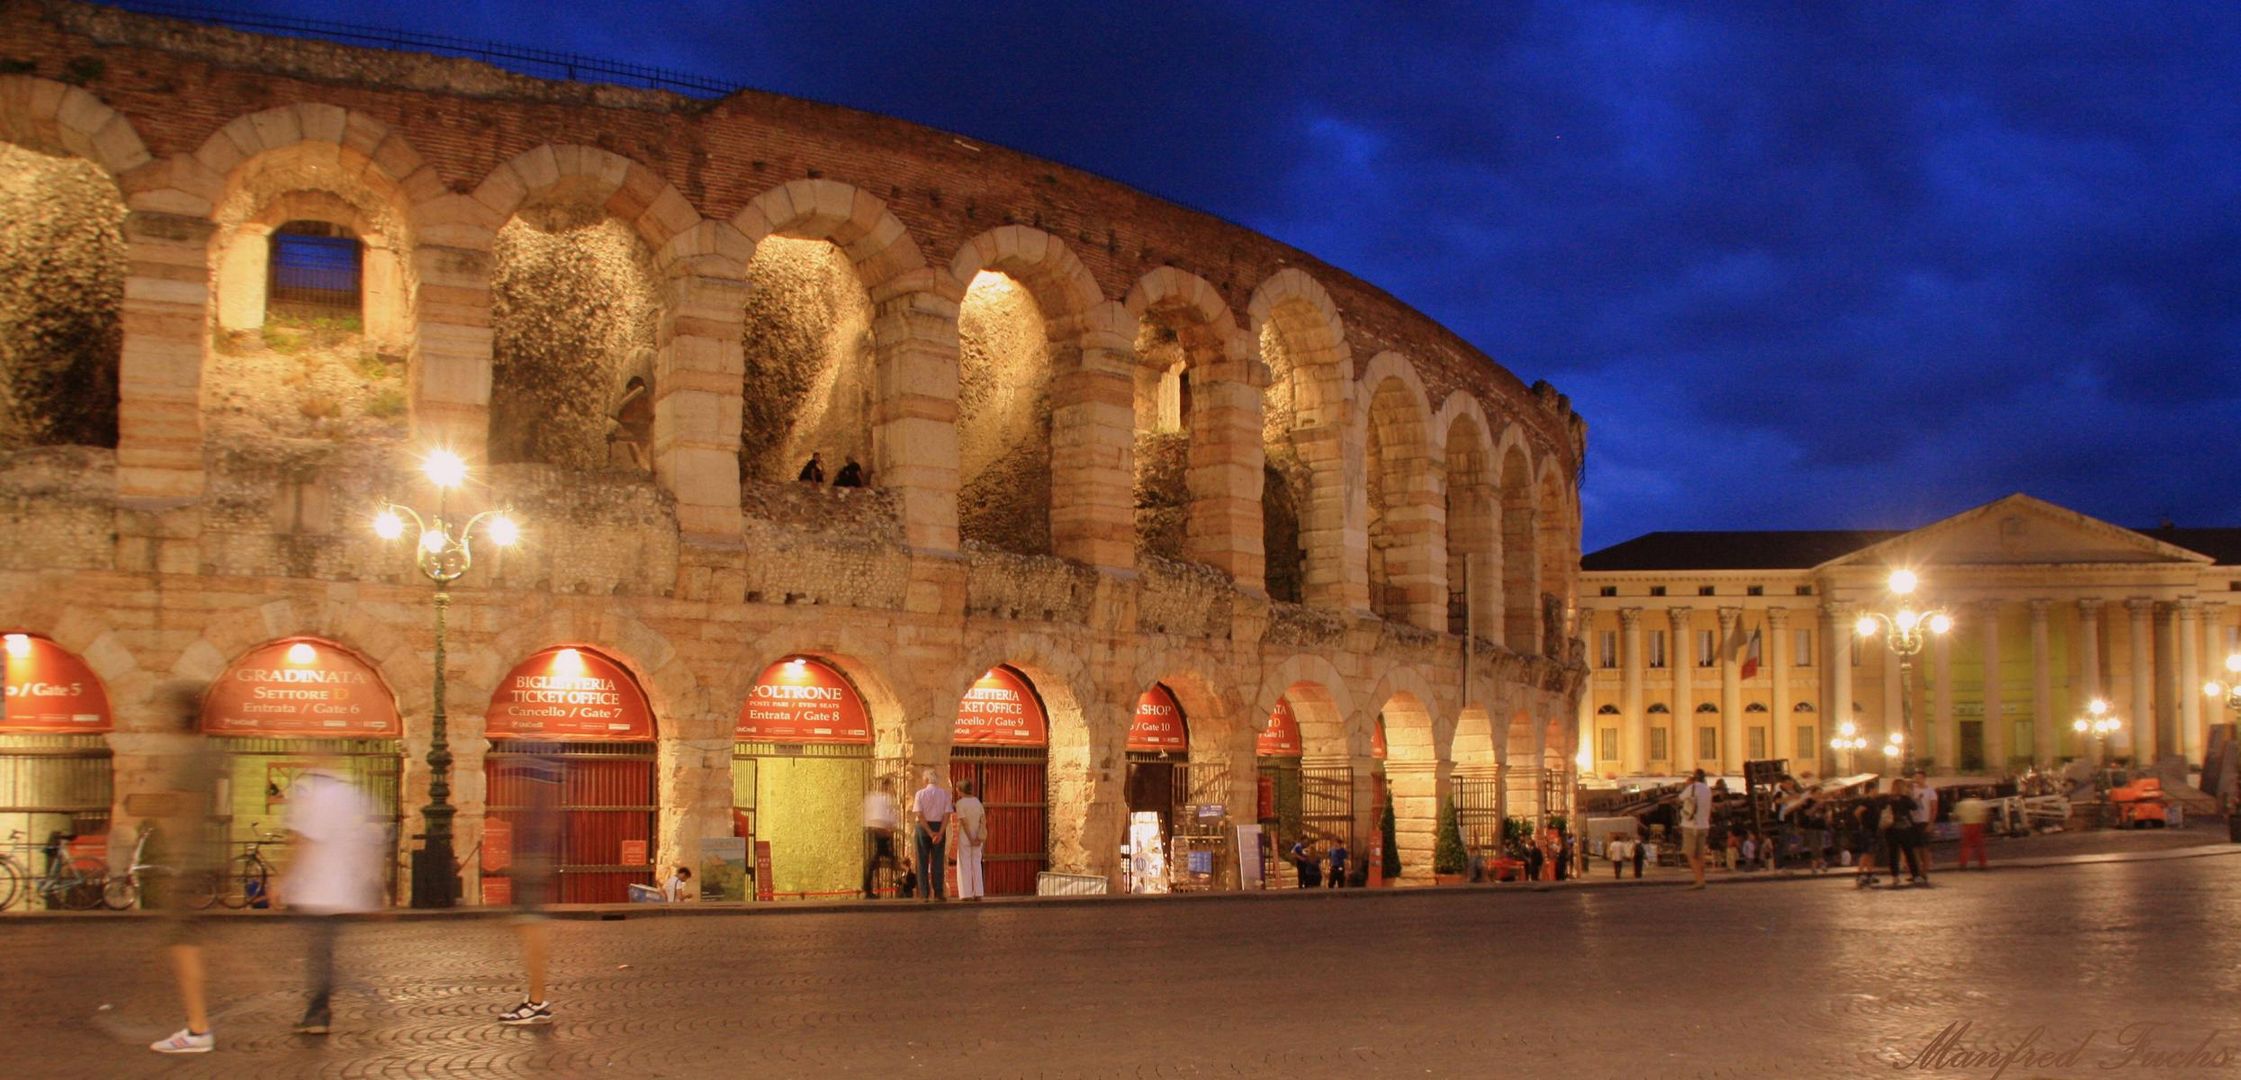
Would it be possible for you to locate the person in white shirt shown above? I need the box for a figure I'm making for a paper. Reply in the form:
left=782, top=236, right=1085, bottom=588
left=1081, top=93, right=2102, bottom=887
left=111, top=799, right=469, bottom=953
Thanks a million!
left=1608, top=836, right=1630, bottom=879
left=861, top=780, right=901, bottom=899
left=1678, top=768, right=1715, bottom=891
left=952, top=780, right=988, bottom=900
left=912, top=772, right=954, bottom=901
left=661, top=865, right=693, bottom=902
left=1908, top=770, right=1938, bottom=884
left=282, top=768, right=383, bottom=1035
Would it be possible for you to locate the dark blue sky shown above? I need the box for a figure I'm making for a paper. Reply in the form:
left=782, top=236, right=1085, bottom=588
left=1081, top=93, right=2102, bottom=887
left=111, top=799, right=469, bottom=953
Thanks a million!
left=165, top=1, right=2241, bottom=550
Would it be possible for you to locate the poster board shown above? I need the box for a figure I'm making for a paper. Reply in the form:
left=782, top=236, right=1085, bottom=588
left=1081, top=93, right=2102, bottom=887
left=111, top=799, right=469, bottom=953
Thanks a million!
left=1128, top=811, right=1168, bottom=894
left=700, top=837, right=747, bottom=902
left=753, top=840, right=775, bottom=902
left=1235, top=824, right=1265, bottom=889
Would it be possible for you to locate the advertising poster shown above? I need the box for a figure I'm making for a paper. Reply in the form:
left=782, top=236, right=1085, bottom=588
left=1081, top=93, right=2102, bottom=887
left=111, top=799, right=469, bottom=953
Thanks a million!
left=699, top=837, right=747, bottom=902
left=200, top=639, right=399, bottom=737
left=1235, top=824, right=1265, bottom=889
left=1128, top=811, right=1169, bottom=894
left=486, top=646, right=655, bottom=741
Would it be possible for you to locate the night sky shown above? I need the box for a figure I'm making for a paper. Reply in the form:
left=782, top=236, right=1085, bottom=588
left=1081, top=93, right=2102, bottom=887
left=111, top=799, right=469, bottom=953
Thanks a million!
left=152, top=2, right=2241, bottom=551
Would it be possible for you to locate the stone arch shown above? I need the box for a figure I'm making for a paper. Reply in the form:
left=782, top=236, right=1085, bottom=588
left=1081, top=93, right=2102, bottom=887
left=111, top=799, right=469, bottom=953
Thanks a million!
left=0, top=77, right=143, bottom=455
left=948, top=227, right=1128, bottom=565
left=1496, top=431, right=1539, bottom=651
left=0, top=600, right=154, bottom=732
left=1357, top=353, right=1441, bottom=630
left=1368, top=670, right=1444, bottom=884
left=951, top=632, right=1110, bottom=877
left=733, top=622, right=915, bottom=764
left=733, top=178, right=925, bottom=293
left=1124, top=267, right=1260, bottom=575
left=1252, top=652, right=1360, bottom=759
left=1249, top=268, right=1354, bottom=606
left=1127, top=659, right=1256, bottom=842
left=1438, top=394, right=1500, bottom=639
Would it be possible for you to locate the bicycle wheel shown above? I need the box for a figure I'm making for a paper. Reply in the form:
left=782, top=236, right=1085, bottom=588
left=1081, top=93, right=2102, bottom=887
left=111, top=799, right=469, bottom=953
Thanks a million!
left=102, top=875, right=140, bottom=911
left=60, top=857, right=108, bottom=911
left=0, top=855, right=22, bottom=912
left=219, top=854, right=268, bottom=910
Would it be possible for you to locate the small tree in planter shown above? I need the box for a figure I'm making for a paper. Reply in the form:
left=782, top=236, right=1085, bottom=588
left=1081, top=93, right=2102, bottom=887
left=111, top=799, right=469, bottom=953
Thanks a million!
left=1380, top=801, right=1401, bottom=882
left=1433, top=794, right=1468, bottom=884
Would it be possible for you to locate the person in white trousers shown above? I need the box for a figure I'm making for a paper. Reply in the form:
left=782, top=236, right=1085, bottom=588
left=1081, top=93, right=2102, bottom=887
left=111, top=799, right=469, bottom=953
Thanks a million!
left=953, top=779, right=987, bottom=900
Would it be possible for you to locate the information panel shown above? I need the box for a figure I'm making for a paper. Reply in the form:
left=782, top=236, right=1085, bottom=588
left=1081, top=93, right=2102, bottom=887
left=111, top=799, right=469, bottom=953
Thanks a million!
left=486, top=647, right=655, bottom=741
left=736, top=657, right=872, bottom=744
left=201, top=638, right=399, bottom=737
left=951, top=667, right=1048, bottom=747
left=1126, top=684, right=1187, bottom=753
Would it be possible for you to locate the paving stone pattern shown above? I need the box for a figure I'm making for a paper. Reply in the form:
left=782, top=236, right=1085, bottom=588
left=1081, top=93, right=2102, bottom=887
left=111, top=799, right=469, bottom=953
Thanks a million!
left=7, top=852, right=2238, bottom=1079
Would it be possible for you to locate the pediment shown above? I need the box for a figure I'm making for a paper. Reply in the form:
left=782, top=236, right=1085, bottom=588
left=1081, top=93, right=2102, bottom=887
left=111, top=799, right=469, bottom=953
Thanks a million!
left=1818, top=494, right=2213, bottom=570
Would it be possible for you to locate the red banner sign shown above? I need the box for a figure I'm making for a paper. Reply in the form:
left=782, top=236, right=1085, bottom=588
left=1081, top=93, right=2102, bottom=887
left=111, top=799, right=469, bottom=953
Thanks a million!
left=1374, top=716, right=1388, bottom=761
left=201, top=638, right=399, bottom=737
left=486, top=647, right=655, bottom=742
left=1128, top=684, right=1187, bottom=753
left=1257, top=696, right=1302, bottom=757
left=736, top=657, right=871, bottom=744
left=952, top=667, right=1047, bottom=747
left=3, top=634, right=112, bottom=734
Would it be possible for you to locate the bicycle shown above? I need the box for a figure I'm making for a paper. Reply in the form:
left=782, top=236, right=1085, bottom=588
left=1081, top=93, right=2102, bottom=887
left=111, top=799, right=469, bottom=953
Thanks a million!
left=101, top=823, right=220, bottom=911
left=220, top=824, right=287, bottom=909
left=0, top=830, right=108, bottom=911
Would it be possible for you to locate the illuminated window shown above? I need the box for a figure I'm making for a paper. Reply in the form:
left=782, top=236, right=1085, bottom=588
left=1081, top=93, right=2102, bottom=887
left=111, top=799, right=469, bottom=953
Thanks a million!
left=1697, top=630, right=1716, bottom=667
left=1648, top=630, right=1667, bottom=668
left=1599, top=727, right=1618, bottom=761
left=1748, top=727, right=1767, bottom=758
left=1650, top=727, right=1669, bottom=761
left=1597, top=631, right=1618, bottom=668
left=1795, top=629, right=1813, bottom=666
left=1698, top=726, right=1719, bottom=761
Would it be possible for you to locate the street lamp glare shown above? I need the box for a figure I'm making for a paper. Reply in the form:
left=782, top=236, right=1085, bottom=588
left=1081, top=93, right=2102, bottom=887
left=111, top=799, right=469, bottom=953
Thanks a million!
left=1896, top=609, right=1920, bottom=632
left=1838, top=719, right=1857, bottom=738
left=2209, top=680, right=2230, bottom=700
left=2073, top=718, right=2089, bottom=733
left=487, top=514, right=520, bottom=548
left=1888, top=569, right=1918, bottom=596
left=2088, top=697, right=2109, bottom=717
left=423, top=449, right=468, bottom=490
left=1927, top=612, right=1954, bottom=635
left=2225, top=653, right=2241, bottom=675
left=373, top=509, right=405, bottom=540
left=419, top=529, right=447, bottom=555
left=1855, top=614, right=1880, bottom=639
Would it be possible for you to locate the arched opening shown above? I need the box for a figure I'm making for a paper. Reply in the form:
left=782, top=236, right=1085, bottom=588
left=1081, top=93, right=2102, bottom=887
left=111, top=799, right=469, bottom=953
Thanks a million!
left=202, top=637, right=402, bottom=903
left=1450, top=705, right=1501, bottom=860
left=1497, top=445, right=1538, bottom=650
left=1256, top=300, right=1343, bottom=604
left=1536, top=467, right=1574, bottom=654
left=739, top=236, right=876, bottom=487
left=1130, top=313, right=1196, bottom=561
left=956, top=272, right=1054, bottom=554
left=1365, top=377, right=1434, bottom=628
left=1445, top=414, right=1498, bottom=637
left=206, top=148, right=415, bottom=446
left=1503, top=709, right=1542, bottom=829
left=1124, top=682, right=1189, bottom=842
left=489, top=204, right=661, bottom=471
left=950, top=666, right=1049, bottom=895
left=732, top=655, right=874, bottom=901
left=0, top=632, right=113, bottom=899
left=1257, top=683, right=1352, bottom=885
left=482, top=645, right=658, bottom=904
left=0, top=141, right=122, bottom=451
left=1254, top=693, right=1305, bottom=880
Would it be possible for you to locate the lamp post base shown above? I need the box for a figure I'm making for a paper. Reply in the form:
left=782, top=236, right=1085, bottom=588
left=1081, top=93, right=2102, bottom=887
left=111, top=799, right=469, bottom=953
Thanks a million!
left=410, top=842, right=460, bottom=908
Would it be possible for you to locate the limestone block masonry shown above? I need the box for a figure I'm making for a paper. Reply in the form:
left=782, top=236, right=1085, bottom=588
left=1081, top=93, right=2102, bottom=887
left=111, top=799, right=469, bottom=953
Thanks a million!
left=0, top=1, right=1587, bottom=894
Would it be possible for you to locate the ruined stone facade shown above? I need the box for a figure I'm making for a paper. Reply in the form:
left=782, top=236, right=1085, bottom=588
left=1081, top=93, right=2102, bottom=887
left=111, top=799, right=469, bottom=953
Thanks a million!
left=0, top=1, right=1587, bottom=894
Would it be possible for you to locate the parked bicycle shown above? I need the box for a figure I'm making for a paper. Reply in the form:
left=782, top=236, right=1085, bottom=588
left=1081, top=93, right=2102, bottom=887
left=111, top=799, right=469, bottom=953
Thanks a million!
left=0, top=830, right=107, bottom=912
left=220, top=824, right=288, bottom=909
left=101, top=823, right=220, bottom=911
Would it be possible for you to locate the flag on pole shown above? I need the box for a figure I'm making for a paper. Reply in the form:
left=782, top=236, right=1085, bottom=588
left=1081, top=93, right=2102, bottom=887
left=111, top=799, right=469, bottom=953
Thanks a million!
left=1739, top=623, right=1763, bottom=680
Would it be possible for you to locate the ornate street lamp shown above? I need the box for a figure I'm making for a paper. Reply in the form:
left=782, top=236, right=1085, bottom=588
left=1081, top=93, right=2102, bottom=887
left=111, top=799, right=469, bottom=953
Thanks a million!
left=2070, top=697, right=2121, bottom=767
left=1830, top=719, right=1868, bottom=775
left=1853, top=569, right=1954, bottom=775
left=2202, top=655, right=2241, bottom=842
left=373, top=449, right=519, bottom=908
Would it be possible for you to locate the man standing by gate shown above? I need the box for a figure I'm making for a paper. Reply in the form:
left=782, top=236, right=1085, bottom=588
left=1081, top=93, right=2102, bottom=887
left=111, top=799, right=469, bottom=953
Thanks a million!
left=1680, top=768, right=1714, bottom=891
left=912, top=772, right=952, bottom=901
left=862, top=779, right=900, bottom=899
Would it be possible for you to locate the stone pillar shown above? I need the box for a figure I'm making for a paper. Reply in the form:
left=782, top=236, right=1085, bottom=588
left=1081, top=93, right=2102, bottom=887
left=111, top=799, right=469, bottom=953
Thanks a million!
left=655, top=268, right=748, bottom=541
left=2179, top=599, right=2203, bottom=762
left=1619, top=608, right=1645, bottom=774
left=871, top=279, right=964, bottom=551
left=1386, top=758, right=1447, bottom=884
left=2128, top=598, right=2156, bottom=763
left=408, top=243, right=495, bottom=460
left=2154, top=602, right=2179, bottom=763
left=1668, top=607, right=1694, bottom=769
left=1933, top=631, right=1955, bottom=770
left=1047, top=313, right=1137, bottom=570
left=1979, top=601, right=2005, bottom=770
left=2027, top=600, right=2053, bottom=764
left=658, top=735, right=734, bottom=889
left=1768, top=607, right=1790, bottom=761
left=1823, top=604, right=1853, bottom=772
left=1717, top=608, right=1742, bottom=772
left=1183, top=345, right=1266, bottom=588
left=2077, top=599, right=2104, bottom=701
left=118, top=210, right=215, bottom=500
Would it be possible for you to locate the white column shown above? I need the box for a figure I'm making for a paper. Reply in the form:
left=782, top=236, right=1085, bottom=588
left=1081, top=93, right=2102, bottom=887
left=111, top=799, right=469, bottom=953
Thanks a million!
left=2128, top=598, right=2156, bottom=763
left=1668, top=607, right=1693, bottom=769
left=1826, top=603, right=1853, bottom=773
left=2077, top=599, right=2104, bottom=701
left=2155, top=602, right=2179, bottom=763
left=1718, top=607, right=1742, bottom=772
left=1980, top=600, right=2005, bottom=770
left=1933, top=631, right=1955, bottom=770
left=1768, top=607, right=1791, bottom=760
left=2179, top=599, right=2203, bottom=762
left=2029, top=599, right=2054, bottom=766
left=1619, top=608, right=1645, bottom=774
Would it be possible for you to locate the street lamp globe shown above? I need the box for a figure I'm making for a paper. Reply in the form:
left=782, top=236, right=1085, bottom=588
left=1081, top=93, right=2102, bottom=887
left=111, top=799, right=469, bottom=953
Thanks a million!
left=1888, top=569, right=1918, bottom=596
left=373, top=509, right=405, bottom=540
left=423, top=449, right=468, bottom=490
left=487, top=514, right=520, bottom=547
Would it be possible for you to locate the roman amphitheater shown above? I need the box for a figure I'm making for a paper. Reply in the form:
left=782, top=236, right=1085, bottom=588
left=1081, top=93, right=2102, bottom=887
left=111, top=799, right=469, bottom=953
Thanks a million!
left=0, top=1, right=1586, bottom=900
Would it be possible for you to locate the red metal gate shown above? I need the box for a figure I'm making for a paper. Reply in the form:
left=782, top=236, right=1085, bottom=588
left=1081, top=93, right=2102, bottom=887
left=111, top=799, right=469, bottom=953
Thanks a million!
left=487, top=744, right=655, bottom=903
left=951, top=748, right=1046, bottom=896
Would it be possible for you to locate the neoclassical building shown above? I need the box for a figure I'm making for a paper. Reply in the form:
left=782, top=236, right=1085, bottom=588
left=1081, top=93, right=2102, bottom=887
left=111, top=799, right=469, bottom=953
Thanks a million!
left=1577, top=494, right=2241, bottom=780
left=0, top=3, right=1585, bottom=900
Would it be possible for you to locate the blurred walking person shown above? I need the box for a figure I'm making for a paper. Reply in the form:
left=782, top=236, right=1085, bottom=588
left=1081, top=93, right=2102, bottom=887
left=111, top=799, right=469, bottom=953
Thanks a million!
left=912, top=771, right=952, bottom=901
left=953, top=779, right=987, bottom=900
left=284, top=766, right=384, bottom=1035
left=1679, top=768, right=1714, bottom=890
left=861, top=779, right=901, bottom=899
left=1954, top=792, right=1991, bottom=869
left=498, top=743, right=563, bottom=1025
left=149, top=692, right=225, bottom=1055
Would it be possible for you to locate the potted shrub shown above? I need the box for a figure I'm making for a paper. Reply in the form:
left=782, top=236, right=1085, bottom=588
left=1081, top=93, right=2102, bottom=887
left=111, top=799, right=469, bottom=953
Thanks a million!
left=1380, top=801, right=1401, bottom=885
left=1433, top=794, right=1468, bottom=885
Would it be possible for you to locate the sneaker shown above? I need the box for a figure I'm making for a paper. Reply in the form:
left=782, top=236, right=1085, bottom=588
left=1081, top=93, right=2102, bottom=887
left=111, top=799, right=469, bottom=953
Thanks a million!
left=295, top=1018, right=331, bottom=1035
left=151, top=1028, right=214, bottom=1054
left=499, top=1000, right=554, bottom=1026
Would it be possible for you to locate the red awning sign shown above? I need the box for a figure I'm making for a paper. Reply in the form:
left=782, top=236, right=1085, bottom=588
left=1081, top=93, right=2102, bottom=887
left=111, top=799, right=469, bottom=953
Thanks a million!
left=1128, top=684, right=1187, bottom=753
left=737, top=657, right=872, bottom=744
left=1257, top=696, right=1302, bottom=758
left=952, top=667, right=1048, bottom=747
left=2, top=634, right=112, bottom=734
left=201, top=639, right=399, bottom=737
left=487, top=647, right=655, bottom=742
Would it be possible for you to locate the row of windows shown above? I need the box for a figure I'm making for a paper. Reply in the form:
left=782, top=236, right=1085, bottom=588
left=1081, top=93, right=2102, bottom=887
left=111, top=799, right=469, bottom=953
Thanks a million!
left=1597, top=702, right=1818, bottom=715
left=1596, top=584, right=1817, bottom=598
left=1594, top=628, right=1818, bottom=669
left=1598, top=726, right=1816, bottom=763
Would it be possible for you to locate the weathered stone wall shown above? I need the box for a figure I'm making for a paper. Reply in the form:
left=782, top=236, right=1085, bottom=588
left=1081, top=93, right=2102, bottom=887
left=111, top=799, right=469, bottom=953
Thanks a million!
left=739, top=236, right=874, bottom=484
left=0, top=142, right=119, bottom=449
left=956, top=273, right=1052, bottom=555
left=489, top=210, right=659, bottom=470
